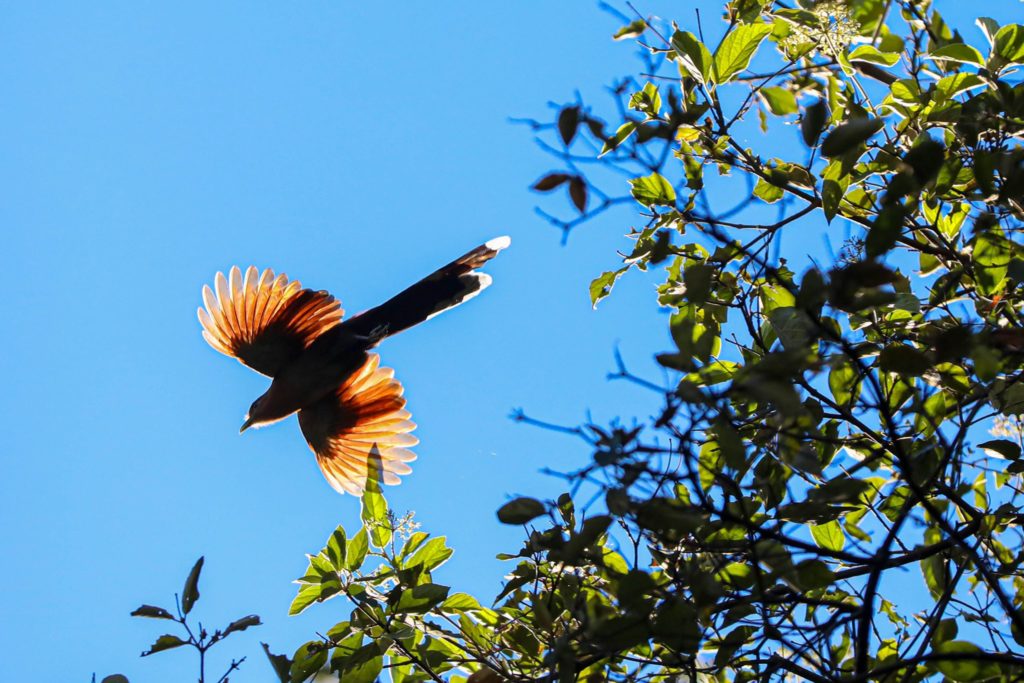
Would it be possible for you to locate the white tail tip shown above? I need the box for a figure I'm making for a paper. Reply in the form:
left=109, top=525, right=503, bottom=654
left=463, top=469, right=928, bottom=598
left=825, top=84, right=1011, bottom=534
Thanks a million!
left=486, top=235, right=511, bottom=251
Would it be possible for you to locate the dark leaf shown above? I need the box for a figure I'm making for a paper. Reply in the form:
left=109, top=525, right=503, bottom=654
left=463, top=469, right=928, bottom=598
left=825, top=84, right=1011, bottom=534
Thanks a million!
left=878, top=345, right=932, bottom=376
left=181, top=557, right=204, bottom=616
left=820, top=117, right=884, bottom=157
left=866, top=203, right=904, bottom=257
left=263, top=642, right=292, bottom=683
left=801, top=100, right=828, bottom=147
left=558, top=106, right=580, bottom=146
left=904, top=138, right=945, bottom=185
left=130, top=605, right=175, bottom=620
left=101, top=677, right=130, bottom=683
left=532, top=173, right=571, bottom=192
left=497, top=497, right=546, bottom=525
left=222, top=614, right=262, bottom=638
left=977, top=439, right=1021, bottom=460
left=569, top=176, right=588, bottom=213
left=141, top=634, right=188, bottom=657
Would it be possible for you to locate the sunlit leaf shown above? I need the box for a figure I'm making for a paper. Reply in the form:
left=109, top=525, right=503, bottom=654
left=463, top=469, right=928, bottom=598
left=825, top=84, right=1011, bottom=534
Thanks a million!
left=713, top=23, right=772, bottom=83
left=630, top=172, right=677, bottom=207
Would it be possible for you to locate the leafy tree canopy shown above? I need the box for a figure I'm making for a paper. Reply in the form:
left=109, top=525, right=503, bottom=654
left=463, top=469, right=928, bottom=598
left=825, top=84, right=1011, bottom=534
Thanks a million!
left=105, top=1, right=1024, bottom=681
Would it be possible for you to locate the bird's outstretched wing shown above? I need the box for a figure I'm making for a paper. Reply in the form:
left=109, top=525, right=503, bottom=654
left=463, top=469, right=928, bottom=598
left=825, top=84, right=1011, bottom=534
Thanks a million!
left=198, top=266, right=344, bottom=377
left=297, top=353, right=418, bottom=496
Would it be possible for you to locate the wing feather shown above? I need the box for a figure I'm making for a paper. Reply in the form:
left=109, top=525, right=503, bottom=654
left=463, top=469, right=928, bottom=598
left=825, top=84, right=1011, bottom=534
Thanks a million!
left=198, top=267, right=345, bottom=376
left=297, top=353, right=418, bottom=496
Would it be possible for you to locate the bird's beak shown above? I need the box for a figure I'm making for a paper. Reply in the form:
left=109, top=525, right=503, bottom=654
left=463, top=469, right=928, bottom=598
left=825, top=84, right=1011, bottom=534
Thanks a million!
left=240, top=416, right=255, bottom=434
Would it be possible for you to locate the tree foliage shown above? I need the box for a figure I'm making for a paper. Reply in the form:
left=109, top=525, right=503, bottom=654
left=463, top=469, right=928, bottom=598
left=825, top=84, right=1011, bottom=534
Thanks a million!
left=111, top=1, right=1024, bottom=681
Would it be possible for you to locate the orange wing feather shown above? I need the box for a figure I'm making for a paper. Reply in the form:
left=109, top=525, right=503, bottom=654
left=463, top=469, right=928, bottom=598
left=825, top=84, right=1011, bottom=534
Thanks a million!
left=198, top=266, right=344, bottom=377
left=297, top=354, right=418, bottom=496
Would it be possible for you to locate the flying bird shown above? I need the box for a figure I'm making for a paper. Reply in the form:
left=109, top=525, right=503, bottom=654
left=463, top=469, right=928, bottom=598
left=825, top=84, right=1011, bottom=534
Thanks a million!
left=198, top=236, right=510, bottom=495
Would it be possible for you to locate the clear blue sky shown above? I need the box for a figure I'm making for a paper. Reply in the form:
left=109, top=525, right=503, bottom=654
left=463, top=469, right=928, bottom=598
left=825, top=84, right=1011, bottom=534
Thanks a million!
left=2, top=2, right=1016, bottom=682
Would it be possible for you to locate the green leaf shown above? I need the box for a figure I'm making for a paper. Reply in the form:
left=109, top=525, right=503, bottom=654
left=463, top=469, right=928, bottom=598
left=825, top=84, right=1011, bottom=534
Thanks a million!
left=828, top=361, right=860, bottom=407
left=932, top=641, right=1001, bottom=682
left=346, top=528, right=369, bottom=571
left=929, top=43, right=984, bottom=66
left=101, top=676, right=130, bottom=683
left=630, top=172, right=677, bottom=207
left=994, top=24, right=1024, bottom=65
left=589, top=267, right=628, bottom=308
left=849, top=45, right=900, bottom=66
left=684, top=263, right=714, bottom=303
left=332, top=638, right=384, bottom=683
left=768, top=307, right=812, bottom=351
left=810, top=520, right=846, bottom=552
left=973, top=228, right=1011, bottom=295
left=920, top=551, right=948, bottom=600
left=672, top=30, right=713, bottom=84
left=600, top=121, right=637, bottom=155
left=935, top=73, right=985, bottom=101
left=698, top=441, right=723, bottom=491
left=361, top=460, right=391, bottom=548
left=977, top=439, right=1021, bottom=460
left=394, top=582, right=450, bottom=613
left=181, top=557, right=203, bottom=616
left=713, top=23, right=772, bottom=83
left=820, top=117, right=884, bottom=158
left=759, top=86, right=797, bottom=115
left=324, top=525, right=346, bottom=570
left=613, top=19, right=647, bottom=41
left=404, top=536, right=453, bottom=573
left=289, top=584, right=322, bottom=617
left=890, top=79, right=922, bottom=106
left=141, top=634, right=188, bottom=657
left=130, top=605, right=175, bottom=620
left=290, top=641, right=328, bottom=683
left=753, top=177, right=784, bottom=203
left=821, top=160, right=849, bottom=224
left=629, top=82, right=662, bottom=118
left=441, top=592, right=482, bottom=613
left=497, top=497, right=546, bottom=524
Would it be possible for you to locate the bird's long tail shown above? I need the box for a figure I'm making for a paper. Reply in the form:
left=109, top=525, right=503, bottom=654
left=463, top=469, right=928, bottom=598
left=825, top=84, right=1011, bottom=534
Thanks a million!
left=344, top=236, right=510, bottom=342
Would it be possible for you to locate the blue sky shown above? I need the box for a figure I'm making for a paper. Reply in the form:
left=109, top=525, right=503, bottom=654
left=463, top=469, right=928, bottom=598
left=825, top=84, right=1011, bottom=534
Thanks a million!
left=3, top=2, right=1019, bottom=682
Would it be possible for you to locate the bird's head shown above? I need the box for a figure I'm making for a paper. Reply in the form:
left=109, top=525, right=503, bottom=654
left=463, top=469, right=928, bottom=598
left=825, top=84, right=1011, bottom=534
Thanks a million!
left=239, top=385, right=295, bottom=433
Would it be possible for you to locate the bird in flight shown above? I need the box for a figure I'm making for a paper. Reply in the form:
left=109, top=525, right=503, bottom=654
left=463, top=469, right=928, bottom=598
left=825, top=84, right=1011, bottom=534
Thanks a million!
left=198, top=236, right=510, bottom=495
